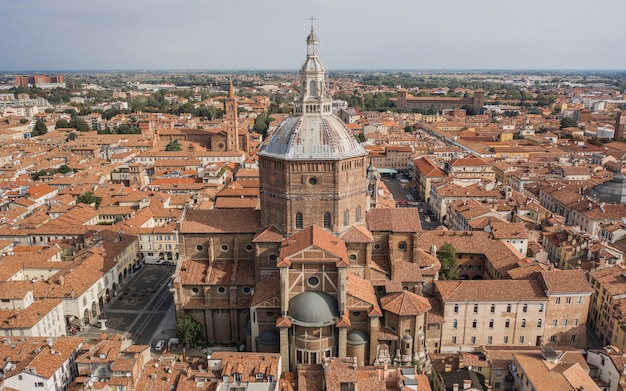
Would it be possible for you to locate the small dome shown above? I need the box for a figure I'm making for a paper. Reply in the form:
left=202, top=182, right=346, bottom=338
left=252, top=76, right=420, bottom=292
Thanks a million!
left=288, top=291, right=339, bottom=326
left=256, top=329, right=280, bottom=346
left=347, top=329, right=369, bottom=345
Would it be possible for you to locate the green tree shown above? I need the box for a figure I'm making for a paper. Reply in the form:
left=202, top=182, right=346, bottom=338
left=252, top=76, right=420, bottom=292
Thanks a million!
left=19, top=118, right=28, bottom=124
left=69, top=118, right=90, bottom=132
left=460, top=105, right=480, bottom=116
left=116, top=123, right=141, bottom=134
left=77, top=191, right=102, bottom=207
left=560, top=117, right=578, bottom=129
left=32, top=119, right=48, bottom=136
left=176, top=313, right=202, bottom=349
left=165, top=139, right=182, bottom=151
left=30, top=169, right=48, bottom=181
left=437, top=242, right=459, bottom=280
left=56, top=119, right=70, bottom=128
left=57, top=164, right=71, bottom=174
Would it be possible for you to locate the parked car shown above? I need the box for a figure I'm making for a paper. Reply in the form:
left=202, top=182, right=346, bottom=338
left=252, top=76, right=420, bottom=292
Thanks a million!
left=155, top=339, right=165, bottom=351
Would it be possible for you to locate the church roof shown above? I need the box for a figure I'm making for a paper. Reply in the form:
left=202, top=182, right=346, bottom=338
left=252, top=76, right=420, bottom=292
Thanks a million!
left=278, top=225, right=348, bottom=266
left=340, top=225, right=374, bottom=243
left=180, top=209, right=260, bottom=233
left=366, top=208, right=422, bottom=232
left=252, top=225, right=284, bottom=242
left=380, top=291, right=432, bottom=316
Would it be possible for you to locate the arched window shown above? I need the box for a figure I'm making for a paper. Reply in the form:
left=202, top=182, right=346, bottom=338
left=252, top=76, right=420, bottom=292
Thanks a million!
left=355, top=206, right=361, bottom=223
left=309, top=80, right=317, bottom=96
left=295, top=212, right=303, bottom=230
left=323, top=212, right=331, bottom=229
left=343, top=210, right=349, bottom=226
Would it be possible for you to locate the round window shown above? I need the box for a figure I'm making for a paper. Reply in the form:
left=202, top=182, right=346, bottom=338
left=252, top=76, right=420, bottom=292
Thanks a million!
left=192, top=287, right=199, bottom=294
left=398, top=242, right=407, bottom=250
left=243, top=287, right=251, bottom=294
left=244, top=243, right=254, bottom=253
left=269, top=254, right=277, bottom=261
left=217, top=287, right=226, bottom=294
left=375, top=286, right=384, bottom=293
left=196, top=244, right=204, bottom=252
left=220, top=244, right=229, bottom=252
left=308, top=177, right=318, bottom=185
left=307, top=276, right=320, bottom=287
left=373, top=243, right=381, bottom=250
left=349, top=254, right=357, bottom=261
left=352, top=311, right=361, bottom=317
left=266, top=311, right=274, bottom=317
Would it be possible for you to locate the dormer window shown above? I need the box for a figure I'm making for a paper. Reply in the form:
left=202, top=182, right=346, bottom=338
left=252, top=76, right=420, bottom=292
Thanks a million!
left=255, top=373, right=264, bottom=381
left=234, top=373, right=242, bottom=383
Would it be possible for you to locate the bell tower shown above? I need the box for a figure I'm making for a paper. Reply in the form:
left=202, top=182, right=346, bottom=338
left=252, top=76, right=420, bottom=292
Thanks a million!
left=224, top=79, right=240, bottom=152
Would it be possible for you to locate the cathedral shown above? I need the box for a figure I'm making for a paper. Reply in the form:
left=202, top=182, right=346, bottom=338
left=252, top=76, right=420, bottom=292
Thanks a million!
left=172, top=26, right=440, bottom=373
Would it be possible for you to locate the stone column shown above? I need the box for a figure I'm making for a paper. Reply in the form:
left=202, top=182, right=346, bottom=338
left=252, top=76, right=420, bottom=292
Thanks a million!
left=280, top=328, right=290, bottom=373
left=338, top=327, right=347, bottom=358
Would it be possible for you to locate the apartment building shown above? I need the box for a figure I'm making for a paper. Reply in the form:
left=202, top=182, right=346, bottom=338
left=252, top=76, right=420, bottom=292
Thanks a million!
left=433, top=270, right=591, bottom=353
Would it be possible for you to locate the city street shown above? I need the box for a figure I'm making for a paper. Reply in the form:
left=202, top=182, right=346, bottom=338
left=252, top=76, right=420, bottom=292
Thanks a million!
left=382, top=179, right=441, bottom=230
left=82, top=265, right=176, bottom=348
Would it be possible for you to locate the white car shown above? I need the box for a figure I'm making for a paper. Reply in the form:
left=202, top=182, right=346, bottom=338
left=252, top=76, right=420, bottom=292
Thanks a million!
left=155, top=340, right=165, bottom=351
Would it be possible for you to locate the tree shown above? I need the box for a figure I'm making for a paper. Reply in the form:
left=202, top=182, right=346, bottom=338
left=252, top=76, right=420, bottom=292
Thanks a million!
left=69, top=118, right=90, bottom=132
left=460, top=105, right=480, bottom=116
left=57, top=164, right=71, bottom=174
left=165, top=139, right=182, bottom=151
left=77, top=191, right=102, bottom=208
left=32, top=119, right=48, bottom=136
left=437, top=242, right=459, bottom=280
left=560, top=117, right=578, bottom=129
left=176, top=313, right=202, bottom=349
left=115, top=123, right=141, bottom=134
left=56, top=119, right=70, bottom=128
left=19, top=118, right=28, bottom=124
left=67, top=132, right=77, bottom=141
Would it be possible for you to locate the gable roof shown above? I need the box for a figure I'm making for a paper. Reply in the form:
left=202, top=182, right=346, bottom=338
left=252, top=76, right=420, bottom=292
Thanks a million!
left=278, top=225, right=348, bottom=267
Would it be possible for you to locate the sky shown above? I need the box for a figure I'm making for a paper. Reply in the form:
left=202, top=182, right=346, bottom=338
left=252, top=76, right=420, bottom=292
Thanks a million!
left=1, top=0, right=624, bottom=71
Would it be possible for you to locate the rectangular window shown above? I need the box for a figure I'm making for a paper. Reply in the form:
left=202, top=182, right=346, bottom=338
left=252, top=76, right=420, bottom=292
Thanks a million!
left=519, top=336, right=525, bottom=344
left=452, top=336, right=457, bottom=344
left=555, top=297, right=561, bottom=304
left=503, top=336, right=509, bottom=344
left=573, top=319, right=578, bottom=326
left=577, top=296, right=582, bottom=304
left=566, top=297, right=572, bottom=305
left=471, top=336, right=476, bottom=344
left=487, top=336, right=493, bottom=344
left=553, top=320, right=558, bottom=327
left=563, top=319, right=568, bottom=327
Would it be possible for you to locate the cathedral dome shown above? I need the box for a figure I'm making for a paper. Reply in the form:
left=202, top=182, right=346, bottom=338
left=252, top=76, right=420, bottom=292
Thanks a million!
left=258, top=26, right=366, bottom=161
left=288, top=291, right=339, bottom=326
left=259, top=115, right=366, bottom=160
